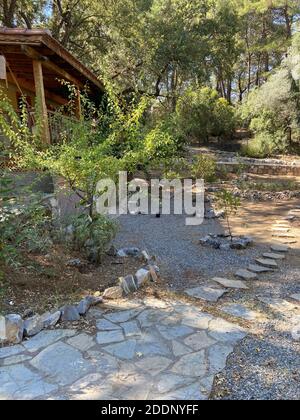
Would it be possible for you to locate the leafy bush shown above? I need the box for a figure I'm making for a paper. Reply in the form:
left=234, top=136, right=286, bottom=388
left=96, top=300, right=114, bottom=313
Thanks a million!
left=240, top=34, right=300, bottom=154
left=216, top=190, right=241, bottom=242
left=162, top=157, right=190, bottom=180
left=144, top=125, right=178, bottom=161
left=175, top=87, right=236, bottom=144
left=241, top=132, right=281, bottom=158
left=191, top=154, right=217, bottom=182
left=67, top=214, right=118, bottom=263
left=0, top=193, right=53, bottom=266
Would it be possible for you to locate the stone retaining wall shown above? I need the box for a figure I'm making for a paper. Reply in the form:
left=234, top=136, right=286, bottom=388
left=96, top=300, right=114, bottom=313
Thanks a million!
left=218, top=162, right=300, bottom=176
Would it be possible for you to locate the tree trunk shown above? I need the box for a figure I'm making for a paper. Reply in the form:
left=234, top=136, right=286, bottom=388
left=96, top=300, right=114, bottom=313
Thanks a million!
left=2, top=0, right=17, bottom=27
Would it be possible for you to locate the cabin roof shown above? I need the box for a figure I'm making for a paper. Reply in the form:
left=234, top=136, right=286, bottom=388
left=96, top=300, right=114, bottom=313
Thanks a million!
left=0, top=28, right=104, bottom=96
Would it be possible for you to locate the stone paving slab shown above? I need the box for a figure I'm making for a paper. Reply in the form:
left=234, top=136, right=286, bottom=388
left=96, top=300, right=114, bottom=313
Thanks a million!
left=235, top=269, right=257, bottom=280
left=221, top=303, right=260, bottom=321
left=263, top=253, right=285, bottom=260
left=0, top=298, right=248, bottom=400
left=212, top=277, right=248, bottom=290
left=185, top=286, right=227, bottom=302
left=256, top=258, right=278, bottom=269
left=248, top=264, right=273, bottom=274
left=290, top=294, right=300, bottom=302
left=271, top=244, right=289, bottom=252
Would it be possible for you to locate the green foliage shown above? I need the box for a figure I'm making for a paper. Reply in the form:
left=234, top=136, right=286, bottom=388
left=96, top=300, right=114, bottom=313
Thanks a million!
left=191, top=154, right=217, bottom=182
left=0, top=192, right=53, bottom=267
left=237, top=180, right=299, bottom=192
left=144, top=125, right=178, bottom=161
left=68, top=214, right=118, bottom=263
left=241, top=132, right=283, bottom=158
left=216, top=189, right=241, bottom=241
left=240, top=32, right=300, bottom=154
left=162, top=157, right=190, bottom=180
left=175, top=87, right=236, bottom=144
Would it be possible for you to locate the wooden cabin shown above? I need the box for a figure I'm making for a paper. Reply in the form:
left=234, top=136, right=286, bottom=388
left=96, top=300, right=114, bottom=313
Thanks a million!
left=0, top=28, right=104, bottom=147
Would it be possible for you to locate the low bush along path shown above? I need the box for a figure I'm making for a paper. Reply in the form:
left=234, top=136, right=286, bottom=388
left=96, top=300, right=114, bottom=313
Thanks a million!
left=1, top=200, right=299, bottom=400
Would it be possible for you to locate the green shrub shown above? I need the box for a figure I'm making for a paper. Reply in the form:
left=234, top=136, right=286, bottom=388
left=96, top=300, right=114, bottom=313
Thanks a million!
left=144, top=125, right=178, bottom=161
left=175, top=87, right=236, bottom=144
left=191, top=154, right=217, bottom=182
left=0, top=193, right=53, bottom=267
left=216, top=190, right=241, bottom=242
left=67, top=214, right=118, bottom=263
left=241, top=132, right=281, bottom=158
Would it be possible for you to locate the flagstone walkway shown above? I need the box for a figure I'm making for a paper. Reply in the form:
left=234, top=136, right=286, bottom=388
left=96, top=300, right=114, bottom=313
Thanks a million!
left=0, top=297, right=246, bottom=400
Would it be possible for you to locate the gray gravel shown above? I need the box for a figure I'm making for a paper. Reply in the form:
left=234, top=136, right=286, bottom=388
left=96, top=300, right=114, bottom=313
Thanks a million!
left=114, top=212, right=266, bottom=287
left=114, top=204, right=300, bottom=400
left=212, top=264, right=300, bottom=400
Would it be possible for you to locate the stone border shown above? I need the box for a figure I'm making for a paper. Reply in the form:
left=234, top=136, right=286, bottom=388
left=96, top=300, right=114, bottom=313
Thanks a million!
left=0, top=248, right=159, bottom=347
left=218, top=161, right=300, bottom=176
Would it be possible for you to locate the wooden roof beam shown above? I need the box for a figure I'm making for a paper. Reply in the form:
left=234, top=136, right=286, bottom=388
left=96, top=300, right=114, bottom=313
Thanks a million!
left=21, top=45, right=84, bottom=89
left=7, top=74, right=68, bottom=106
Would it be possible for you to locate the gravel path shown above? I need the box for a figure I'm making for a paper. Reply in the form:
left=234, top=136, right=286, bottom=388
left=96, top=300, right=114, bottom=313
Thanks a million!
left=114, top=212, right=265, bottom=287
left=115, top=201, right=300, bottom=400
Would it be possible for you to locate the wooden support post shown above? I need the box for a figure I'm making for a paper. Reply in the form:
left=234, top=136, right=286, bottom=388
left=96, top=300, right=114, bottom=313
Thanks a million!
left=75, top=87, right=82, bottom=120
left=32, top=59, right=51, bottom=145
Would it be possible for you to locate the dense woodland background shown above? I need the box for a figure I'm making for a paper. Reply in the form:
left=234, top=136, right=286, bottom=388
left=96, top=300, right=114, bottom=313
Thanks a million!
left=1, top=1, right=300, bottom=156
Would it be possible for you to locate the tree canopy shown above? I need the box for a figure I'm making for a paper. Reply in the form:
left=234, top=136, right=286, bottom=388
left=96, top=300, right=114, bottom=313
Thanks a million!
left=1, top=0, right=299, bottom=104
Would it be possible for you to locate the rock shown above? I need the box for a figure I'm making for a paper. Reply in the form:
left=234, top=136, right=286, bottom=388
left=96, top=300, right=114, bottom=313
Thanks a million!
left=220, top=243, right=231, bottom=251
left=24, top=315, right=44, bottom=337
left=0, top=364, right=58, bottom=400
left=120, top=275, right=138, bottom=295
left=248, top=264, right=273, bottom=274
left=103, top=286, right=123, bottom=300
left=40, top=311, right=61, bottom=328
left=135, top=356, right=172, bottom=376
left=135, top=268, right=151, bottom=287
left=185, top=286, right=227, bottom=302
left=221, top=303, right=259, bottom=321
left=235, top=269, right=257, bottom=280
left=199, top=235, right=220, bottom=249
left=96, top=319, right=121, bottom=331
left=77, top=296, right=103, bottom=315
left=67, top=333, right=95, bottom=352
left=271, top=227, right=290, bottom=233
left=104, top=308, right=143, bottom=324
left=141, top=250, right=151, bottom=262
left=104, top=339, right=137, bottom=360
left=122, top=320, right=141, bottom=338
left=256, top=258, right=278, bottom=269
left=96, top=330, right=124, bottom=345
left=149, top=265, right=159, bottom=282
left=23, top=329, right=76, bottom=353
left=30, top=342, right=94, bottom=386
left=208, top=318, right=247, bottom=343
left=263, top=253, right=285, bottom=260
left=0, top=345, right=24, bottom=359
left=23, top=308, right=34, bottom=319
left=205, top=209, right=225, bottom=219
left=171, top=351, right=208, bottom=377
left=60, top=305, right=80, bottom=322
left=290, top=294, right=300, bottom=302
left=272, top=232, right=295, bottom=239
left=212, top=277, right=248, bottom=290
left=66, top=258, right=82, bottom=268
left=271, top=244, right=289, bottom=253
left=184, top=331, right=216, bottom=351
left=1, top=314, right=24, bottom=345
left=117, top=248, right=141, bottom=258
left=106, top=246, right=117, bottom=257
left=230, top=236, right=253, bottom=249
